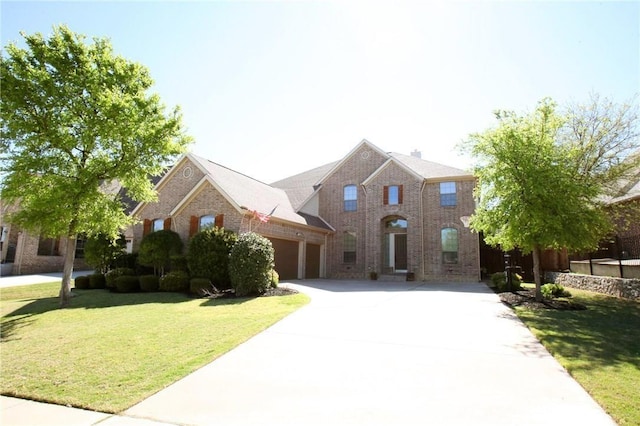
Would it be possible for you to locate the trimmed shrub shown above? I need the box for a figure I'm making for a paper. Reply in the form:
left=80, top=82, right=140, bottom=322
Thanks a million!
left=89, top=273, right=106, bottom=289
left=541, top=283, right=572, bottom=299
left=114, top=275, right=140, bottom=293
left=229, top=232, right=274, bottom=297
left=74, top=275, right=91, bottom=289
left=491, top=271, right=521, bottom=292
left=190, top=278, right=214, bottom=297
left=269, top=269, right=279, bottom=288
left=170, top=254, right=188, bottom=272
left=84, top=233, right=126, bottom=274
left=139, top=274, right=160, bottom=292
left=105, top=268, right=136, bottom=290
left=159, top=271, right=190, bottom=292
left=138, top=230, right=183, bottom=276
left=187, top=227, right=237, bottom=290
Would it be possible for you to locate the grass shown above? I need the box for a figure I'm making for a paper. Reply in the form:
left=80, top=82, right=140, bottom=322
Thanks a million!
left=513, top=285, right=640, bottom=425
left=0, top=282, right=309, bottom=413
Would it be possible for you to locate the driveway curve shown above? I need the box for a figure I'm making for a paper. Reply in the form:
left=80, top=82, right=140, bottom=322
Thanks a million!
left=126, top=280, right=614, bottom=425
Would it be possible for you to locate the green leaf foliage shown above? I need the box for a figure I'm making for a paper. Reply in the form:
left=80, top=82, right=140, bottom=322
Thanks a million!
left=229, top=232, right=275, bottom=297
left=187, top=226, right=237, bottom=290
left=138, top=230, right=183, bottom=276
left=84, top=233, right=126, bottom=274
left=0, top=25, right=191, bottom=306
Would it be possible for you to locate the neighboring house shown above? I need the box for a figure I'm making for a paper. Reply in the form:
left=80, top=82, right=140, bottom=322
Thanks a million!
left=131, top=139, right=480, bottom=281
left=0, top=201, right=89, bottom=275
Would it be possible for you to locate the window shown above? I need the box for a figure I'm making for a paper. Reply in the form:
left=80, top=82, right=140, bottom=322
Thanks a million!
left=152, top=218, right=165, bottom=232
left=343, top=231, right=356, bottom=263
left=37, top=236, right=60, bottom=256
left=75, top=236, right=86, bottom=259
left=384, top=185, right=403, bottom=205
left=199, top=214, right=214, bottom=230
left=440, top=182, right=456, bottom=206
left=344, top=185, right=357, bottom=211
left=386, top=218, right=408, bottom=229
left=441, top=228, right=459, bottom=264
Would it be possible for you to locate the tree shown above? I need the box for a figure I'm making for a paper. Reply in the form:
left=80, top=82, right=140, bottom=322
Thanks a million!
left=84, top=233, right=126, bottom=274
left=464, top=97, right=639, bottom=301
left=0, top=26, right=191, bottom=307
left=138, top=229, right=183, bottom=276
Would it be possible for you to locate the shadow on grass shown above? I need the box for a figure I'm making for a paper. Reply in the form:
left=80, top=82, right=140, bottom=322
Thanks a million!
left=516, top=293, right=640, bottom=370
left=1, top=289, right=253, bottom=325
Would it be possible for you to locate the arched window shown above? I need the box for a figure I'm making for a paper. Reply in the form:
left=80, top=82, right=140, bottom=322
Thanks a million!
left=441, top=228, right=458, bottom=264
left=199, top=214, right=214, bottom=230
left=344, top=185, right=357, bottom=212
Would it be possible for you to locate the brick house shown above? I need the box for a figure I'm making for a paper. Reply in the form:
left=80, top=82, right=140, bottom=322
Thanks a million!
left=2, top=139, right=480, bottom=281
left=130, top=139, right=479, bottom=281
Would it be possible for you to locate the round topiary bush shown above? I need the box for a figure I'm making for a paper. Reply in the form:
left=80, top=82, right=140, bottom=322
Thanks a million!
left=74, top=275, right=91, bottom=289
left=114, top=275, right=140, bottom=293
left=187, top=227, right=237, bottom=290
left=229, top=232, right=275, bottom=297
left=138, top=230, right=183, bottom=276
left=190, top=278, right=213, bottom=296
left=89, top=273, right=106, bottom=289
left=105, top=268, right=136, bottom=290
left=139, top=274, right=160, bottom=292
left=159, top=271, right=190, bottom=292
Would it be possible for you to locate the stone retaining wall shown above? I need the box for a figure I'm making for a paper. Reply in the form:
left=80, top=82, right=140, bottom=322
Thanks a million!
left=545, top=271, right=640, bottom=301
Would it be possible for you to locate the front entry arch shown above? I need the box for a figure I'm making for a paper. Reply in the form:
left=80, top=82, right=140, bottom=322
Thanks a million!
left=382, top=217, right=408, bottom=274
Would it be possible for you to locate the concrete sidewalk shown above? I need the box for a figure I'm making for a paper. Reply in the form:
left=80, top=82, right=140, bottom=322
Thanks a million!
left=0, top=270, right=94, bottom=288
left=1, top=280, right=615, bottom=425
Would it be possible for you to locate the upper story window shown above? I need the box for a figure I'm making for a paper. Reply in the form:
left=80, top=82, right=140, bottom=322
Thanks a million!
left=344, top=185, right=357, bottom=212
left=199, top=214, right=214, bottom=230
left=384, top=185, right=403, bottom=205
left=37, top=236, right=60, bottom=256
left=440, top=182, right=457, bottom=206
left=441, top=227, right=459, bottom=264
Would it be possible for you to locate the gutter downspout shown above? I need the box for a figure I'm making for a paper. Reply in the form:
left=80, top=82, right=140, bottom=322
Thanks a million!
left=420, top=180, right=427, bottom=280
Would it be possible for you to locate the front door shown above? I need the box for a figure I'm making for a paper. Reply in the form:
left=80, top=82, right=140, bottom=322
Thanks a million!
left=385, top=233, right=408, bottom=273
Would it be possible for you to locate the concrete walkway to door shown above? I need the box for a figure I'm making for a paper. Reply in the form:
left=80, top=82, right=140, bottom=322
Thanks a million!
left=125, top=280, right=614, bottom=425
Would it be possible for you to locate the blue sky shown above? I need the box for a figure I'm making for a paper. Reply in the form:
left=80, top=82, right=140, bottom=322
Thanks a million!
left=2, top=1, right=638, bottom=183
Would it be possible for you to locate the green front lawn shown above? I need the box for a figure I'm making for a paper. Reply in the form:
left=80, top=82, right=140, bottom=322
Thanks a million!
left=514, top=287, right=640, bottom=425
left=0, top=282, right=309, bottom=413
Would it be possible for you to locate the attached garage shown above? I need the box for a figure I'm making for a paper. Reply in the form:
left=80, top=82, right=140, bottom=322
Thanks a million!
left=269, top=238, right=299, bottom=280
left=305, top=243, right=321, bottom=279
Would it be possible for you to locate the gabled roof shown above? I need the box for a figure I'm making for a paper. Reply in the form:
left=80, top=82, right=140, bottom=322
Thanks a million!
left=188, top=153, right=307, bottom=225
left=388, top=152, right=473, bottom=180
left=361, top=157, right=425, bottom=186
left=271, top=161, right=338, bottom=210
left=315, top=139, right=389, bottom=186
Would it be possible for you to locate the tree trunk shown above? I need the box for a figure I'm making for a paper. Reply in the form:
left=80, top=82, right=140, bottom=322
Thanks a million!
left=532, top=245, right=543, bottom=302
left=59, top=235, right=77, bottom=308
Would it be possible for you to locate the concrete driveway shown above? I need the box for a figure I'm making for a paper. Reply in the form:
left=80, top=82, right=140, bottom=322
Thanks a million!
left=125, top=280, right=614, bottom=426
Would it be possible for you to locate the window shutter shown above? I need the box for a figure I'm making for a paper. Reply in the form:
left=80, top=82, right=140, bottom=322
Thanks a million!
left=215, top=214, right=224, bottom=228
left=189, top=215, right=199, bottom=237
left=164, top=217, right=172, bottom=230
left=383, top=186, right=389, bottom=205
left=143, top=219, right=151, bottom=236
left=398, top=185, right=404, bottom=204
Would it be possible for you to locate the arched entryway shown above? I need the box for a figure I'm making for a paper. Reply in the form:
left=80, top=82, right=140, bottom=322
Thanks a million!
left=382, top=216, right=408, bottom=274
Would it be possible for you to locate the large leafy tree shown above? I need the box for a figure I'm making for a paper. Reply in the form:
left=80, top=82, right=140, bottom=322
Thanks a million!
left=465, top=97, right=639, bottom=301
left=0, top=26, right=191, bottom=306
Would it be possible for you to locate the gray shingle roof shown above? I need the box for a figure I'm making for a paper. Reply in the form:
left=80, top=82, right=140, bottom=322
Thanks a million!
left=388, top=152, right=472, bottom=180
left=271, top=161, right=338, bottom=210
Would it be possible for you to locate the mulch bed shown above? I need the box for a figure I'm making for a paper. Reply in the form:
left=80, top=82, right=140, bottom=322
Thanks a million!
left=498, top=287, right=587, bottom=310
left=205, top=286, right=299, bottom=299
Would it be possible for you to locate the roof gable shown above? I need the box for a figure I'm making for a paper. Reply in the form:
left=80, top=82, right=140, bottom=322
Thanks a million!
left=362, top=157, right=424, bottom=186
left=315, top=139, right=390, bottom=186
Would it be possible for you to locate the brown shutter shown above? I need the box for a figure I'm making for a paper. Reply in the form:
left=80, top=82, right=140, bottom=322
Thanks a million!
left=383, top=186, right=389, bottom=205
left=189, top=215, right=199, bottom=237
left=164, top=217, right=172, bottom=230
left=214, top=214, right=224, bottom=228
left=143, top=219, right=151, bottom=236
left=398, top=185, right=404, bottom=205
